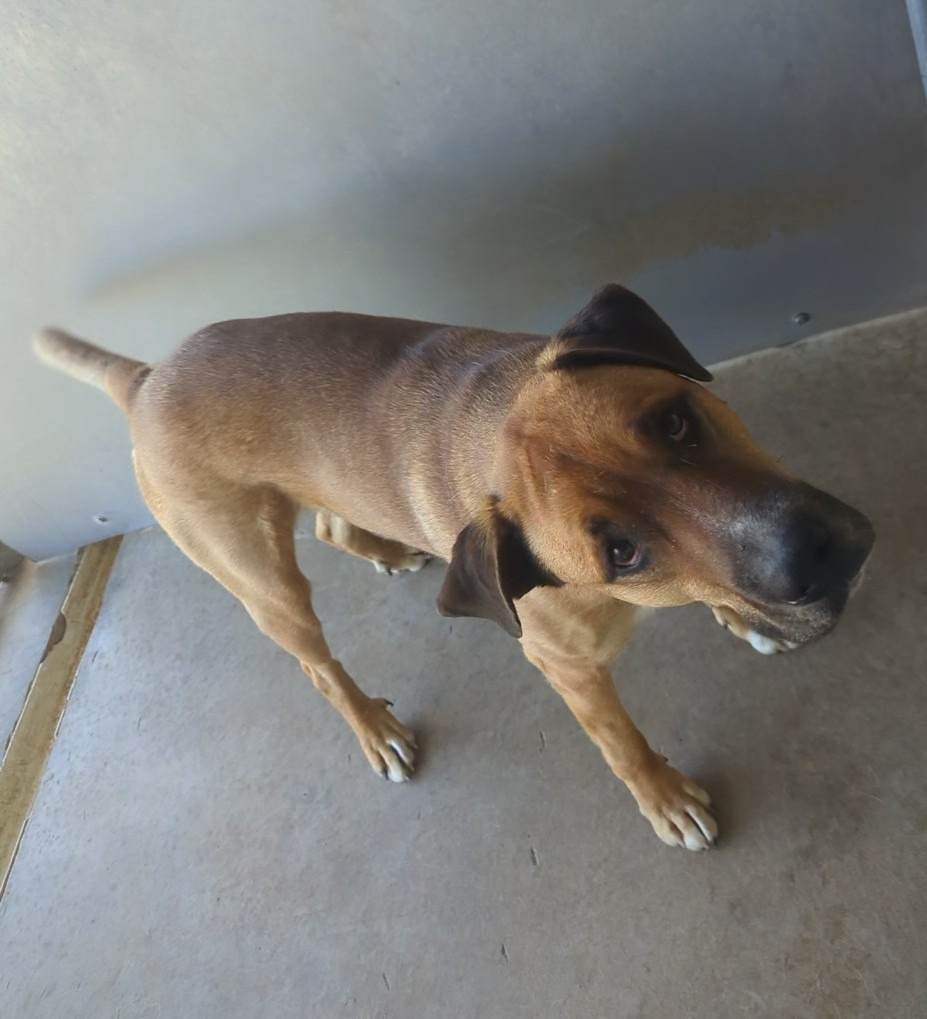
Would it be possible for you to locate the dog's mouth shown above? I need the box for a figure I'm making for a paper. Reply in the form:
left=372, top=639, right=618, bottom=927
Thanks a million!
left=713, top=561, right=869, bottom=655
left=711, top=605, right=802, bottom=654
left=745, top=630, right=800, bottom=656
left=713, top=603, right=827, bottom=654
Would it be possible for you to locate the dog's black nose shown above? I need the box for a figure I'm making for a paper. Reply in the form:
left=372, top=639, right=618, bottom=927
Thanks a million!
left=741, top=485, right=875, bottom=607
left=772, top=513, right=854, bottom=605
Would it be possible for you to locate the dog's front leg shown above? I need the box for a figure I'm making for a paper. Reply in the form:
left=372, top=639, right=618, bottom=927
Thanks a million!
left=520, top=622, right=717, bottom=851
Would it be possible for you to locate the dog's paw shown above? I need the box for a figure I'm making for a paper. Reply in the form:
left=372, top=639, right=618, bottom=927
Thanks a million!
left=629, top=760, right=717, bottom=851
left=356, top=698, right=417, bottom=782
left=372, top=551, right=432, bottom=576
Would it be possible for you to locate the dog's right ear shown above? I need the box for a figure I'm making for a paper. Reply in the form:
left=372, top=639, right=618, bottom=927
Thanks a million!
left=437, top=506, right=558, bottom=638
left=544, top=283, right=712, bottom=381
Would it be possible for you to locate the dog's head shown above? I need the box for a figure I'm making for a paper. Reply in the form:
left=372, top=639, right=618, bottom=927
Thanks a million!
left=438, top=284, right=875, bottom=651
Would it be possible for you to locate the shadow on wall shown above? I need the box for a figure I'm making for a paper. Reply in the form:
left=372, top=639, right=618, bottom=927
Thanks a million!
left=0, top=543, right=25, bottom=583
left=82, top=100, right=927, bottom=345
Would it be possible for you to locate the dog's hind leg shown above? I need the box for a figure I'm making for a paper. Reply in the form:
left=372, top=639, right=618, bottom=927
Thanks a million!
left=137, top=468, right=416, bottom=781
left=315, top=509, right=431, bottom=576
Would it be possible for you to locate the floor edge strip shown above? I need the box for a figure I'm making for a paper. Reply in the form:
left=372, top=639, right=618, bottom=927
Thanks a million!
left=0, top=536, right=122, bottom=898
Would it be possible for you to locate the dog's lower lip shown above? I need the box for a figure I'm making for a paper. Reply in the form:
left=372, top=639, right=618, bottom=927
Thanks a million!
left=758, top=609, right=840, bottom=648
left=733, top=589, right=845, bottom=649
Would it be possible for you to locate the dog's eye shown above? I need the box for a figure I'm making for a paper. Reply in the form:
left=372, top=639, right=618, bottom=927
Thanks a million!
left=610, top=539, right=640, bottom=570
left=665, top=410, right=689, bottom=442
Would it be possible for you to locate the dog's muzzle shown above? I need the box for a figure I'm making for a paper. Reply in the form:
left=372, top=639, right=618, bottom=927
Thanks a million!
left=732, top=482, right=875, bottom=648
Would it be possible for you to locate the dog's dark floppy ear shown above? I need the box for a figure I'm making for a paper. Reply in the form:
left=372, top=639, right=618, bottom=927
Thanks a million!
left=548, top=284, right=712, bottom=381
left=437, top=507, right=558, bottom=638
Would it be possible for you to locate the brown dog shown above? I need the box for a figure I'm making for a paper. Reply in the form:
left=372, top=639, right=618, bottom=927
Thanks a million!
left=35, top=285, right=874, bottom=850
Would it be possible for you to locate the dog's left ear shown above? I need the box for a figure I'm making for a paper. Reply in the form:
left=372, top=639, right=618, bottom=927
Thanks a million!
left=437, top=506, right=558, bottom=638
left=547, top=284, right=712, bottom=382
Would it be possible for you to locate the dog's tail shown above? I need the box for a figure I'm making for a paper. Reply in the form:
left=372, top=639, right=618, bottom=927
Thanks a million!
left=33, top=328, right=150, bottom=413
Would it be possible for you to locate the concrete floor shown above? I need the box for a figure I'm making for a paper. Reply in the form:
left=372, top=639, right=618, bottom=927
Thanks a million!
left=1, top=310, right=926, bottom=1017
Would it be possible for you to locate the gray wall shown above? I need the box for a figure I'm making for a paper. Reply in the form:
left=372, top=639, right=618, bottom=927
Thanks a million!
left=4, top=0, right=927, bottom=559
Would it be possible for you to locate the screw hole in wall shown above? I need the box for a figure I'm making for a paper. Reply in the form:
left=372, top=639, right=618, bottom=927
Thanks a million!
left=93, top=514, right=110, bottom=526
